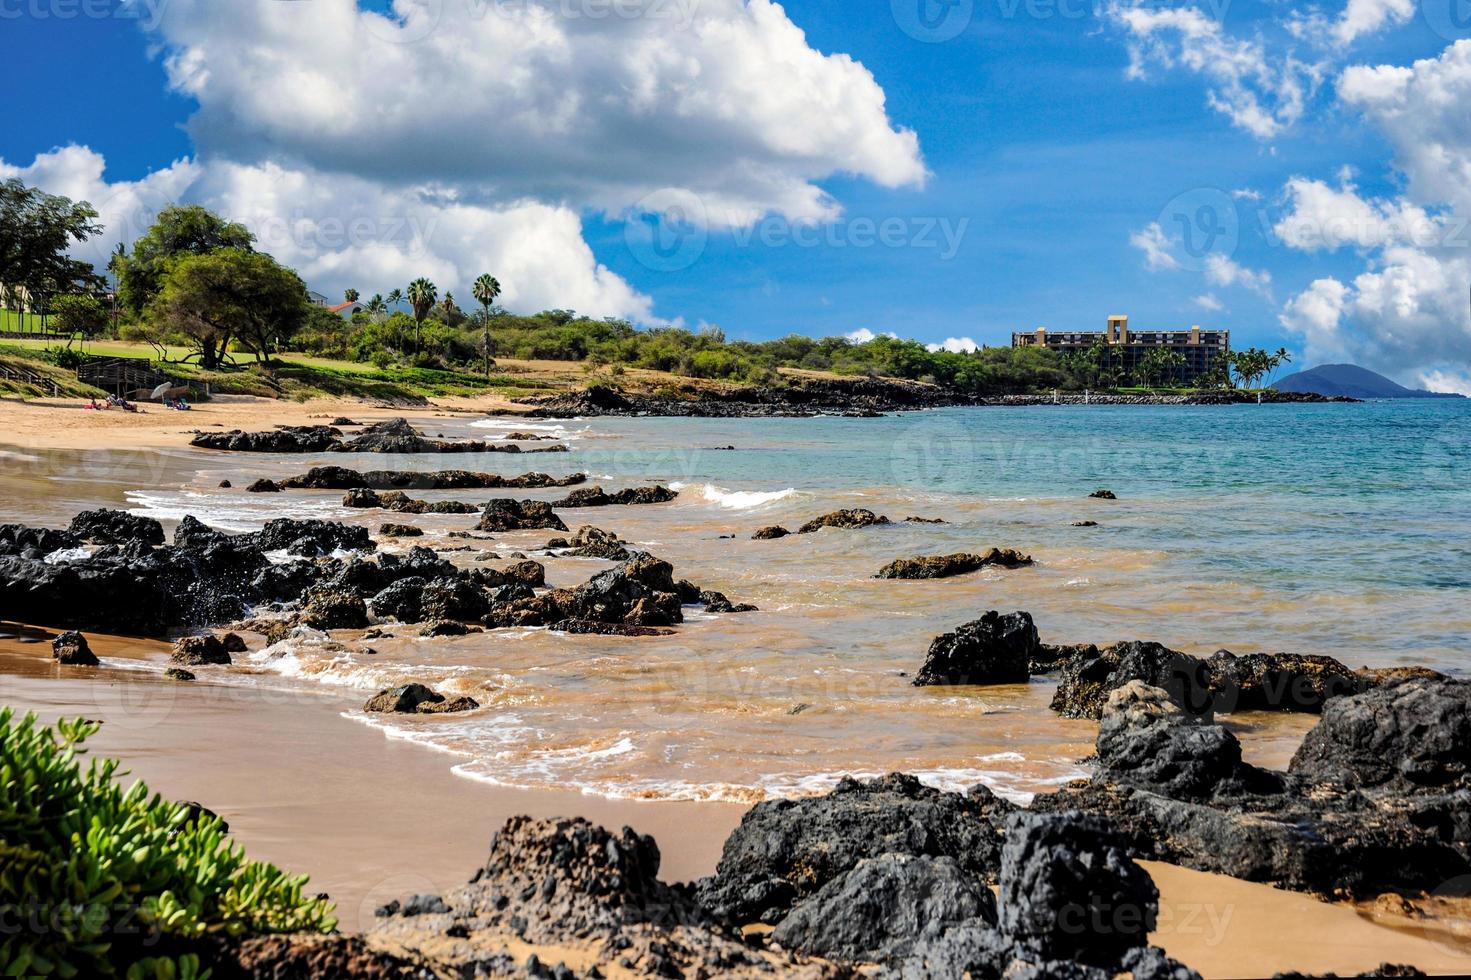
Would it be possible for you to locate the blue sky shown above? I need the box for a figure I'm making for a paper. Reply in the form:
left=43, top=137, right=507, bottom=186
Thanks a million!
left=5, top=0, right=1471, bottom=388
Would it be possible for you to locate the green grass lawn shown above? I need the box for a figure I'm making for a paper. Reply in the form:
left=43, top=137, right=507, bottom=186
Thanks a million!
left=0, top=336, right=555, bottom=403
left=0, top=309, right=53, bottom=333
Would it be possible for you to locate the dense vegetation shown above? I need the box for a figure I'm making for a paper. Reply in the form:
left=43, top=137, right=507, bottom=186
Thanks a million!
left=0, top=708, right=335, bottom=978
left=1, top=177, right=1293, bottom=398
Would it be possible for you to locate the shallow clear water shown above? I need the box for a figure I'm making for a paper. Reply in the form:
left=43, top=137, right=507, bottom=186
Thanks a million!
left=72, top=400, right=1471, bottom=803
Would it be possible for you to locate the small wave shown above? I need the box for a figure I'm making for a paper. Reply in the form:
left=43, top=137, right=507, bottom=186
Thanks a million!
left=125, top=489, right=344, bottom=531
left=0, top=449, right=42, bottom=462
left=669, top=482, right=798, bottom=510
left=469, top=418, right=587, bottom=441
left=43, top=546, right=92, bottom=565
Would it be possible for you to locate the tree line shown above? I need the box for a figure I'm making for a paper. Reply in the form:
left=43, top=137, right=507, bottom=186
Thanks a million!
left=1, top=177, right=1293, bottom=394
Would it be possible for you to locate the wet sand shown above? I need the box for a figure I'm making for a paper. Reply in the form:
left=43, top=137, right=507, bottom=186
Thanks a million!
left=7, top=639, right=1471, bottom=976
left=0, top=638, right=744, bottom=934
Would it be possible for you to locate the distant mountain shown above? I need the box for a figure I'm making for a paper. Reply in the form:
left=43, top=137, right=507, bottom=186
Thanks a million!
left=1272, top=364, right=1465, bottom=399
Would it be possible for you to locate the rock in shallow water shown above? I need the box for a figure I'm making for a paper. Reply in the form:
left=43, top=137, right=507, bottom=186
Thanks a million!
left=476, top=499, right=568, bottom=533
left=797, top=509, right=890, bottom=534
left=876, top=548, right=1033, bottom=580
left=1035, top=679, right=1471, bottom=899
left=171, top=635, right=231, bottom=666
left=51, top=630, right=98, bottom=666
left=363, top=683, right=478, bottom=714
left=914, top=611, right=1039, bottom=687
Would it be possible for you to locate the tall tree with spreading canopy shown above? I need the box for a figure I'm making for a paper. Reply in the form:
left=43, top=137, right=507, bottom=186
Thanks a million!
left=114, top=205, right=255, bottom=317
left=344, top=288, right=359, bottom=304
left=0, top=178, right=105, bottom=325
left=149, top=249, right=309, bottom=368
left=473, top=273, right=501, bottom=376
left=406, top=277, right=436, bottom=354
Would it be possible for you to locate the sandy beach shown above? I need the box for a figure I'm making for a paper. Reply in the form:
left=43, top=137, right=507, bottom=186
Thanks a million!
left=0, top=392, right=511, bottom=451
left=4, top=395, right=1471, bottom=977
left=6, top=634, right=1471, bottom=977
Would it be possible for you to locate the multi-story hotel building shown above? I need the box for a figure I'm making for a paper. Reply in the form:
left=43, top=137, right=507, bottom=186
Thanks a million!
left=1011, top=315, right=1230, bottom=384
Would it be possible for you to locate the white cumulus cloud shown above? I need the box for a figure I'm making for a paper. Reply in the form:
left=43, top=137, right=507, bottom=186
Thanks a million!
left=1276, top=41, right=1471, bottom=383
left=926, top=337, right=980, bottom=354
left=1130, top=222, right=1179, bottom=271
left=1108, top=2, right=1319, bottom=139
left=5, top=0, right=926, bottom=321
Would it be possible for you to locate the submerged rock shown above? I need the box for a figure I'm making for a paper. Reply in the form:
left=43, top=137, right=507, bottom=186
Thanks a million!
left=245, top=479, right=281, bottom=493
left=914, top=611, right=1039, bottom=686
left=51, top=630, right=98, bottom=666
left=378, top=523, right=423, bottom=538
left=753, top=525, right=791, bottom=540
left=279, top=465, right=587, bottom=491
left=877, top=548, right=1033, bottom=580
left=363, top=683, right=479, bottom=714
left=797, top=509, right=891, bottom=534
left=1089, top=489, right=1118, bottom=500
left=550, top=485, right=679, bottom=508
left=476, top=499, right=569, bottom=533
left=549, top=619, right=676, bottom=637
left=164, top=667, right=195, bottom=681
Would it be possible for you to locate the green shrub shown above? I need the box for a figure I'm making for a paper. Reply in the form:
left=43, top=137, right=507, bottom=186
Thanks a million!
left=41, top=346, right=86, bottom=370
left=0, top=709, right=335, bottom=977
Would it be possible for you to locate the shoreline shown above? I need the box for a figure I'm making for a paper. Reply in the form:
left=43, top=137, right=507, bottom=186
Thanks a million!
left=0, top=376, right=1365, bottom=453
left=6, top=638, right=1471, bottom=977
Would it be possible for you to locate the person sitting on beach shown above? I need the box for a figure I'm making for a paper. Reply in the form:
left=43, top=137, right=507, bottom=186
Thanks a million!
left=85, top=397, right=104, bottom=411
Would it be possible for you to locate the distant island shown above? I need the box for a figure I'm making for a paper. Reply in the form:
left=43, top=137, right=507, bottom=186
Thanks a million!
left=1272, top=363, right=1465, bottom=399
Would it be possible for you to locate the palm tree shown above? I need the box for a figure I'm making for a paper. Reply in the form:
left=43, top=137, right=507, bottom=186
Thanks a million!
left=472, top=274, right=501, bottom=376
left=386, top=288, right=403, bottom=311
left=406, top=278, right=436, bottom=354
left=344, top=288, right=360, bottom=304
left=366, top=294, right=387, bottom=320
left=1267, top=347, right=1292, bottom=386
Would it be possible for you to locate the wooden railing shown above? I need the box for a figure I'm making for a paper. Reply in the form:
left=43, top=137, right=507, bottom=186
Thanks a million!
left=0, top=364, right=60, bottom=396
left=76, top=357, right=180, bottom=398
